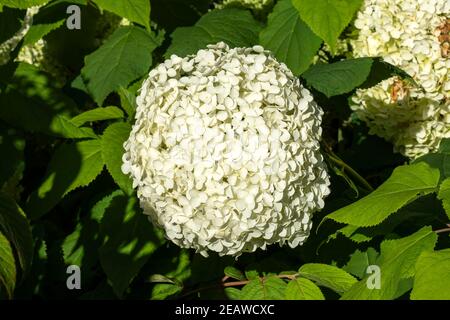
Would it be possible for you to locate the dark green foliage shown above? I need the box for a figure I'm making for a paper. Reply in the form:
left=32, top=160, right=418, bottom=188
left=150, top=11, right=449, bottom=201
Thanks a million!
left=0, top=0, right=448, bottom=301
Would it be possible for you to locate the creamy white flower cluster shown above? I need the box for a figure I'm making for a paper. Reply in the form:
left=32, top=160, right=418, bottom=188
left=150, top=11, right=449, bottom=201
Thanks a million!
left=215, top=0, right=273, bottom=12
left=122, top=42, right=330, bottom=257
left=350, top=0, right=450, bottom=158
left=0, top=6, right=40, bottom=66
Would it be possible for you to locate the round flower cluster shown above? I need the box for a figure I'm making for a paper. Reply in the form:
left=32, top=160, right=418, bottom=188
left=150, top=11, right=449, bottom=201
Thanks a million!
left=122, top=42, right=330, bottom=257
left=349, top=0, right=450, bottom=158
left=215, top=0, right=273, bottom=13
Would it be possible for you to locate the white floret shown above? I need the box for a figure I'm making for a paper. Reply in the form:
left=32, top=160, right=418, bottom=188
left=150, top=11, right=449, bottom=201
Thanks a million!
left=122, top=42, right=330, bottom=257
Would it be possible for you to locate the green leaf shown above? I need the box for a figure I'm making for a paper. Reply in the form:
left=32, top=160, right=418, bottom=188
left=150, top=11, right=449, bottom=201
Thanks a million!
left=0, top=126, right=24, bottom=186
left=27, top=139, right=105, bottom=219
left=343, top=248, right=379, bottom=279
left=71, top=106, right=124, bottom=127
left=259, top=0, right=322, bottom=76
left=438, top=178, right=450, bottom=220
left=224, top=266, right=245, bottom=281
left=151, top=283, right=183, bottom=300
left=302, top=58, right=373, bottom=97
left=359, top=58, right=418, bottom=90
left=99, top=193, right=164, bottom=297
left=0, top=193, right=33, bottom=276
left=117, top=86, right=136, bottom=118
left=224, top=287, right=242, bottom=300
left=244, top=270, right=259, bottom=280
left=23, top=19, right=64, bottom=46
left=0, top=63, right=87, bottom=138
left=92, top=0, right=151, bottom=30
left=0, top=232, right=16, bottom=299
left=342, top=226, right=438, bottom=300
left=62, top=191, right=122, bottom=271
left=0, top=0, right=49, bottom=9
left=81, top=26, right=160, bottom=106
left=415, top=139, right=450, bottom=181
left=240, top=277, right=287, bottom=300
left=292, top=0, right=363, bottom=52
left=327, top=195, right=443, bottom=244
left=411, top=249, right=450, bottom=300
left=50, top=115, right=97, bottom=139
left=325, top=163, right=440, bottom=227
left=101, top=122, right=133, bottom=195
left=298, top=263, right=357, bottom=294
left=166, top=8, right=262, bottom=58
left=285, top=278, right=325, bottom=300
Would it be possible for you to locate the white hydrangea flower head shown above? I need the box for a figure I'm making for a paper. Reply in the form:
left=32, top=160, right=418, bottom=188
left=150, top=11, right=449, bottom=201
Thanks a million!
left=349, top=0, right=450, bottom=158
left=352, top=77, right=450, bottom=158
left=215, top=0, right=273, bottom=13
left=0, top=6, right=40, bottom=66
left=122, top=42, right=330, bottom=257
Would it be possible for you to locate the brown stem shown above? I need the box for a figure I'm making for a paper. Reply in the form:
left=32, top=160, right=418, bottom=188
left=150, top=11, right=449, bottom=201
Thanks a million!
left=435, top=227, right=450, bottom=234
left=180, top=274, right=299, bottom=298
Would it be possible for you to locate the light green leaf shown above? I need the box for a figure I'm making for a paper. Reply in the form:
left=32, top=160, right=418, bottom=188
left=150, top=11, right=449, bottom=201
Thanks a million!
left=151, top=283, right=182, bottom=300
left=224, top=266, right=245, bottom=281
left=292, top=0, right=363, bottom=52
left=71, top=106, right=124, bottom=127
left=27, top=139, right=105, bottom=219
left=302, top=58, right=373, bottom=97
left=0, top=231, right=16, bottom=299
left=411, top=249, right=450, bottom=300
left=240, top=277, right=287, bottom=300
left=245, top=270, right=259, bottom=280
left=101, top=122, right=133, bottom=195
left=99, top=192, right=164, bottom=297
left=0, top=0, right=48, bottom=9
left=327, top=196, right=442, bottom=244
left=342, top=226, right=437, bottom=300
left=81, top=26, right=160, bottom=106
left=298, top=263, right=357, bottom=294
left=414, top=139, right=450, bottom=181
left=326, top=163, right=440, bottom=227
left=23, top=19, right=64, bottom=46
left=285, top=278, right=325, bottom=300
left=50, top=115, right=97, bottom=139
left=259, top=0, right=322, bottom=76
left=166, top=8, right=262, bottom=58
left=343, top=248, right=379, bottom=279
left=92, top=0, right=151, bottom=30
left=0, top=193, right=33, bottom=276
left=438, top=178, right=450, bottom=220
left=224, top=287, right=242, bottom=300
